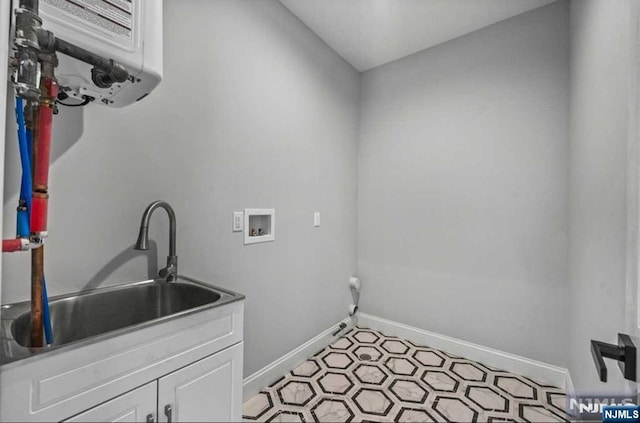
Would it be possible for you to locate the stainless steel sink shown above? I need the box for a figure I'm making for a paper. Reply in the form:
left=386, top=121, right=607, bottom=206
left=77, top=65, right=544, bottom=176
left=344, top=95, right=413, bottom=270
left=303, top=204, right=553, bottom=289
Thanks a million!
left=0, top=276, right=243, bottom=364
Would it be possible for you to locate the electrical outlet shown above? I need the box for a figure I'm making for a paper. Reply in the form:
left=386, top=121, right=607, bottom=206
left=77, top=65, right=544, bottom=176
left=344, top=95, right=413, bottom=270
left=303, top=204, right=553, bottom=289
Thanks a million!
left=233, top=212, right=244, bottom=232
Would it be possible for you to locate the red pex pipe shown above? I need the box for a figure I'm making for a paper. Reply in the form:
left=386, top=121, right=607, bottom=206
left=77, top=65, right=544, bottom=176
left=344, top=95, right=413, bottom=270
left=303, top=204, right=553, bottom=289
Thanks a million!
left=2, top=238, right=28, bottom=252
left=30, top=77, right=57, bottom=235
left=33, top=78, right=57, bottom=191
left=30, top=193, right=48, bottom=233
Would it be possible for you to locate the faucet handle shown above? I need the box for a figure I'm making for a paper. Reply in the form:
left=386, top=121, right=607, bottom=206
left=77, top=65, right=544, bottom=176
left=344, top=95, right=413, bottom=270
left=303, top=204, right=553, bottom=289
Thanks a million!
left=159, top=257, right=177, bottom=281
left=158, top=267, right=170, bottom=278
left=159, top=264, right=174, bottom=274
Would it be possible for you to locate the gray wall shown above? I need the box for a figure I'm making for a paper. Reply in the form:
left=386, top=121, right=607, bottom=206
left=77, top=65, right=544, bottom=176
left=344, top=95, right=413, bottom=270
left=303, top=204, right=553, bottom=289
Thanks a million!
left=357, top=2, right=570, bottom=366
left=568, top=0, right=634, bottom=393
left=2, top=0, right=359, bottom=376
left=7, top=0, right=637, bottom=388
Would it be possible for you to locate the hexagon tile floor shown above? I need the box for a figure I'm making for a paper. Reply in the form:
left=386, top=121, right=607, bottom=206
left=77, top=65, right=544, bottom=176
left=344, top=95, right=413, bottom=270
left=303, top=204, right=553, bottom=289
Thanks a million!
left=242, top=327, right=568, bottom=422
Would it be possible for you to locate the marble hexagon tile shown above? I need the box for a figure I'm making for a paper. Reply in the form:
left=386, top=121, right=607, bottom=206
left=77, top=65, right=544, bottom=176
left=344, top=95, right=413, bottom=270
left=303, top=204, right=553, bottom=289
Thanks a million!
left=243, top=328, right=568, bottom=422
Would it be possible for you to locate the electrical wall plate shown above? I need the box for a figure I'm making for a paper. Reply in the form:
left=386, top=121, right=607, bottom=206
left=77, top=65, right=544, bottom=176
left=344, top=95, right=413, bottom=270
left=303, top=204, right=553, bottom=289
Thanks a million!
left=232, top=212, right=243, bottom=232
left=244, top=209, right=275, bottom=245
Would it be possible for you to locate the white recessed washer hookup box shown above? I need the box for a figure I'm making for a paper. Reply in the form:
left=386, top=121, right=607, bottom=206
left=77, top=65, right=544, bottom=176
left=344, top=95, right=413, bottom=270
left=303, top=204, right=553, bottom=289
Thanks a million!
left=244, top=209, right=275, bottom=245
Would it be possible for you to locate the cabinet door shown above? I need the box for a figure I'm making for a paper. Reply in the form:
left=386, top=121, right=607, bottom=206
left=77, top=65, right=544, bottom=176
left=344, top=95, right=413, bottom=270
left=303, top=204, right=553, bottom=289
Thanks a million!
left=64, top=381, right=157, bottom=422
left=158, top=342, right=243, bottom=423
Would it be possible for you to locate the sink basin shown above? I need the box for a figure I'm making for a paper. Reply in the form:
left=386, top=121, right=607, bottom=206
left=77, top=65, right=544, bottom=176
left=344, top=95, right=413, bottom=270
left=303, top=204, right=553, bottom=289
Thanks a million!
left=1, top=276, right=243, bottom=355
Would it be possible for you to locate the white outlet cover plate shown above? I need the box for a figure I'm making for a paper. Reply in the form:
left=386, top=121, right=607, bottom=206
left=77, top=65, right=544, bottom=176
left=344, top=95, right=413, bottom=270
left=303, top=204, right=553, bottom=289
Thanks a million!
left=233, top=212, right=244, bottom=232
left=314, top=212, right=320, bottom=227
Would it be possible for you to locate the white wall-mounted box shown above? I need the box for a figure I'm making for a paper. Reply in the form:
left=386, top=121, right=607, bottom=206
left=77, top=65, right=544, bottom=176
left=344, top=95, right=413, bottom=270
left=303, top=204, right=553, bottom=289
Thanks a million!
left=244, top=209, right=275, bottom=245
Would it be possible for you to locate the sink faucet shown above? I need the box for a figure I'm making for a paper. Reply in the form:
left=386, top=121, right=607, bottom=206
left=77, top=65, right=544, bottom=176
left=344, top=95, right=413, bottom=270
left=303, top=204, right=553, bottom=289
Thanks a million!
left=134, top=201, right=178, bottom=282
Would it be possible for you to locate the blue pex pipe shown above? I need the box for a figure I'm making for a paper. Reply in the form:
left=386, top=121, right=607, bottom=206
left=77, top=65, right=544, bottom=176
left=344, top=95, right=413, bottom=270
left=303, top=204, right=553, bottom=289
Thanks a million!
left=42, top=276, right=53, bottom=345
left=19, top=129, right=34, bottom=236
left=15, top=98, right=31, bottom=209
left=15, top=97, right=54, bottom=345
left=15, top=98, right=31, bottom=238
left=26, top=129, right=32, bottom=165
left=16, top=210, right=29, bottom=238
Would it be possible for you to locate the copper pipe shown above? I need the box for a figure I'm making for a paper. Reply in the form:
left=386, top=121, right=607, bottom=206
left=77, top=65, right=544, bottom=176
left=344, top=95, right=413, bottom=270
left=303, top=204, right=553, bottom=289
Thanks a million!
left=30, top=246, right=44, bottom=347
left=27, top=98, right=42, bottom=348
left=29, top=49, right=57, bottom=347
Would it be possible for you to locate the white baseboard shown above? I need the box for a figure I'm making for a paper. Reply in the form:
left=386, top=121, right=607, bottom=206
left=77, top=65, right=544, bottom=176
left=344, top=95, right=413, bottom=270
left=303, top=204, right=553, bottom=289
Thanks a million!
left=358, top=313, right=571, bottom=390
left=564, top=368, right=575, bottom=397
left=242, top=316, right=357, bottom=402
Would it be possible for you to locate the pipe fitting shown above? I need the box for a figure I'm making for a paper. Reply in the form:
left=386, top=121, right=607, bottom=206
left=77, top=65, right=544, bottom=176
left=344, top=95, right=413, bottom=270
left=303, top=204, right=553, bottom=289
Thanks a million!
left=20, top=238, right=30, bottom=250
left=35, top=28, right=55, bottom=52
left=13, top=7, right=42, bottom=100
left=29, top=235, right=46, bottom=246
left=14, top=8, right=41, bottom=50
left=2, top=238, right=30, bottom=253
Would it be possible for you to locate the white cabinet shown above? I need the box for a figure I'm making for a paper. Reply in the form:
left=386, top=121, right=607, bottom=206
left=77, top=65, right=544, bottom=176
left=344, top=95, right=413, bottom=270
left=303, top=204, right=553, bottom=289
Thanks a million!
left=63, top=343, right=243, bottom=423
left=1, top=298, right=244, bottom=422
left=64, top=382, right=157, bottom=423
left=158, top=343, right=243, bottom=423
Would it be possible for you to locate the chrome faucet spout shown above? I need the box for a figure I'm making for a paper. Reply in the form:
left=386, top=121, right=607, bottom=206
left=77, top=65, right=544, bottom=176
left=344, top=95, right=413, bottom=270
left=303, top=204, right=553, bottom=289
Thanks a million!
left=134, top=201, right=178, bottom=282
